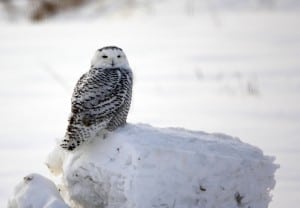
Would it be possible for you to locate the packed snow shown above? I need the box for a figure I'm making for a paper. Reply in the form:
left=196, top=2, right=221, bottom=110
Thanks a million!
left=1, top=0, right=300, bottom=208
left=44, top=123, right=277, bottom=208
left=7, top=173, right=69, bottom=208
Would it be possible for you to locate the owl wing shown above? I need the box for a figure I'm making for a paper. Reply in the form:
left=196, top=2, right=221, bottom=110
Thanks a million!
left=71, top=68, right=127, bottom=117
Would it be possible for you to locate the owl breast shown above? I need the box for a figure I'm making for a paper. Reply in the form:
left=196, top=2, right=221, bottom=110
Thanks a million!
left=105, top=68, right=133, bottom=131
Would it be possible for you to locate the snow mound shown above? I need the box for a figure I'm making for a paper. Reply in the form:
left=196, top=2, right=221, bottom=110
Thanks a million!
left=46, top=140, right=68, bottom=176
left=47, top=123, right=278, bottom=208
left=7, top=173, right=69, bottom=208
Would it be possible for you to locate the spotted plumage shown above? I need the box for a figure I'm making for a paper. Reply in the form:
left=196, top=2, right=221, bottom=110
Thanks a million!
left=61, top=46, right=133, bottom=151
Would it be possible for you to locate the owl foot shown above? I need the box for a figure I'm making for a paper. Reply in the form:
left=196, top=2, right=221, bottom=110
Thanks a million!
left=96, top=129, right=110, bottom=140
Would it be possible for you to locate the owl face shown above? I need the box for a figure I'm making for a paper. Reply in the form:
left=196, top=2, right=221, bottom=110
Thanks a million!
left=91, top=46, right=130, bottom=69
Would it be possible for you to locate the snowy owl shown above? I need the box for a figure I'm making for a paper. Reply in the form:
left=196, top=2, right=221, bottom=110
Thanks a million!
left=61, top=46, right=133, bottom=151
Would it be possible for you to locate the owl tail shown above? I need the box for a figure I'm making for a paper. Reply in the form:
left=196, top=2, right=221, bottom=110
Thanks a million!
left=60, top=135, right=81, bottom=151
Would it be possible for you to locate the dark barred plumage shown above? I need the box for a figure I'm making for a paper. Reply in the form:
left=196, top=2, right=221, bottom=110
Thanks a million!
left=61, top=65, right=133, bottom=151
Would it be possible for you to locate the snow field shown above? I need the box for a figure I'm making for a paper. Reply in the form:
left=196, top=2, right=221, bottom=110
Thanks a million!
left=0, top=7, right=299, bottom=207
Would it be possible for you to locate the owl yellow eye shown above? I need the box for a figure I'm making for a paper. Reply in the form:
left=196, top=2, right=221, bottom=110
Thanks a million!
left=102, top=55, right=108, bottom=58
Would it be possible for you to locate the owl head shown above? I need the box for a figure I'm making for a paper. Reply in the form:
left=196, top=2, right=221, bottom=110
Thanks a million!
left=91, top=46, right=130, bottom=69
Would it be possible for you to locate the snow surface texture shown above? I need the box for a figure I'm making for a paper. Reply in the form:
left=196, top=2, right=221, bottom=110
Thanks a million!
left=47, top=123, right=278, bottom=208
left=7, top=173, right=69, bottom=208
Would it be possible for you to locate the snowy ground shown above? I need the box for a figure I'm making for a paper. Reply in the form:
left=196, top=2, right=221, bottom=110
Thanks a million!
left=0, top=5, right=300, bottom=208
left=49, top=124, right=277, bottom=208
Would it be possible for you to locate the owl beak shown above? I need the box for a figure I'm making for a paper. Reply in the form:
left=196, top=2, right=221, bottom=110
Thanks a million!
left=111, top=60, right=115, bottom=67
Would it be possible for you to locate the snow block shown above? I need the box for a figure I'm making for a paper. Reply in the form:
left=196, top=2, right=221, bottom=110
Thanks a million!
left=51, top=124, right=278, bottom=208
left=7, top=173, right=69, bottom=208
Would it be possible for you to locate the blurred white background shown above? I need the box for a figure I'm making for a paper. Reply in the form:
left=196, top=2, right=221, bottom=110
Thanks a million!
left=0, top=0, right=299, bottom=207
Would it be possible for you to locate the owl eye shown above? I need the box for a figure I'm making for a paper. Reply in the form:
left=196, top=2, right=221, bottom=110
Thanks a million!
left=117, top=55, right=121, bottom=58
left=102, top=55, right=108, bottom=58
